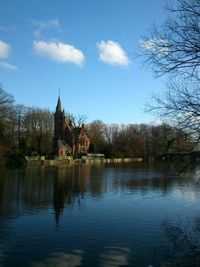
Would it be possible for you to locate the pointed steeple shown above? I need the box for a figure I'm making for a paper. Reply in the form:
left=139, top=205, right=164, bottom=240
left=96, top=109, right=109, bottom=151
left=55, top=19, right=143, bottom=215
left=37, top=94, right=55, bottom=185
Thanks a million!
left=56, top=95, right=62, bottom=113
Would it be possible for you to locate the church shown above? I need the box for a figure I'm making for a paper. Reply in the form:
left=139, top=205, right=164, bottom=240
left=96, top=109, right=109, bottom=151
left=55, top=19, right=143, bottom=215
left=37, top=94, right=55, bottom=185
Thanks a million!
left=53, top=95, right=90, bottom=158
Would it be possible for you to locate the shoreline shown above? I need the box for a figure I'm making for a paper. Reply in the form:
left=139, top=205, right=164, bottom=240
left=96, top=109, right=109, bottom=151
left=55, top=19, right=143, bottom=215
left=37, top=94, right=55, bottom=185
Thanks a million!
left=26, top=157, right=143, bottom=167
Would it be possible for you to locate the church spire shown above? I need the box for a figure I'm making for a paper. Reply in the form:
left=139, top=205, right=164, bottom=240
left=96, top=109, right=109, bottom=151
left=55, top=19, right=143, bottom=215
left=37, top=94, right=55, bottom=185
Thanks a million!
left=56, top=95, right=62, bottom=113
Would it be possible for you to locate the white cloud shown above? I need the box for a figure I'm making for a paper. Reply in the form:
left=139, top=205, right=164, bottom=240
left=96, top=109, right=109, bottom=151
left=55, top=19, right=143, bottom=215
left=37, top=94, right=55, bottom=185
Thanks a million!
left=140, top=38, right=170, bottom=54
left=0, top=40, right=18, bottom=71
left=0, top=62, right=18, bottom=71
left=33, top=40, right=85, bottom=66
left=33, top=19, right=61, bottom=37
left=97, top=40, right=130, bottom=66
left=0, top=40, right=11, bottom=59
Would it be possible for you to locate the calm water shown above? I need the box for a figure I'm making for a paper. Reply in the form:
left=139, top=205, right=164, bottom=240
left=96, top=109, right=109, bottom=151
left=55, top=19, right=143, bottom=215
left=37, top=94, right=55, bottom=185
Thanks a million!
left=0, top=162, right=200, bottom=267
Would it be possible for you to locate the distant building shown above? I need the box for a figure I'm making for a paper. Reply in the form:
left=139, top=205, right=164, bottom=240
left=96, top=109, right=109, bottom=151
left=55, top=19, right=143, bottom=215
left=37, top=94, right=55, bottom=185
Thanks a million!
left=53, top=95, right=90, bottom=157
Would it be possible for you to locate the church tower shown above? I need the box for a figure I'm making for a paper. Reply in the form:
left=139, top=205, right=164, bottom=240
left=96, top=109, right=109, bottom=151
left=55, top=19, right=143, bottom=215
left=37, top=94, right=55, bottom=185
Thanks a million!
left=54, top=95, right=66, bottom=141
left=53, top=94, right=90, bottom=157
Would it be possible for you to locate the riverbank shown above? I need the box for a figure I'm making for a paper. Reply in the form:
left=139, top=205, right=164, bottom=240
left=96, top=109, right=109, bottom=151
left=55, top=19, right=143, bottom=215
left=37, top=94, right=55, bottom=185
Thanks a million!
left=26, top=157, right=143, bottom=167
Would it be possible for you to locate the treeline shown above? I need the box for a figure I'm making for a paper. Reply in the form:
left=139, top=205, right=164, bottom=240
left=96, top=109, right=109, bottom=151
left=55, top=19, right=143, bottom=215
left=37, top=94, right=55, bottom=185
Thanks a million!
left=0, top=87, right=53, bottom=166
left=0, top=86, right=193, bottom=167
left=86, top=120, right=193, bottom=159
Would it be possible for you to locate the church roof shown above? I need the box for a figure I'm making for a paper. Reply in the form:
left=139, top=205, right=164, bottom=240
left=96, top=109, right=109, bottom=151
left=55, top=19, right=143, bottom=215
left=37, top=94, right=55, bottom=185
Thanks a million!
left=57, top=139, right=71, bottom=149
left=56, top=95, right=62, bottom=113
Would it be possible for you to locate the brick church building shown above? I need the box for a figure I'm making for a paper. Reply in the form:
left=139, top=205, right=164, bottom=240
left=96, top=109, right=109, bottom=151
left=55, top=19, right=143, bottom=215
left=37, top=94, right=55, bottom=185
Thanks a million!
left=53, top=95, right=90, bottom=157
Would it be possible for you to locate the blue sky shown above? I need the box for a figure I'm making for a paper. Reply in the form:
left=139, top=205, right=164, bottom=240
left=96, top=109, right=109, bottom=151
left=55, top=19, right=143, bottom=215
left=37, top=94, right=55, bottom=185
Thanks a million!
left=0, top=0, right=168, bottom=124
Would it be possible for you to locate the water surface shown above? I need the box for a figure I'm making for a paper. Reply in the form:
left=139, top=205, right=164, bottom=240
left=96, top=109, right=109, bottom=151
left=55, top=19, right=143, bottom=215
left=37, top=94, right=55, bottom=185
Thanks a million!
left=0, top=162, right=200, bottom=267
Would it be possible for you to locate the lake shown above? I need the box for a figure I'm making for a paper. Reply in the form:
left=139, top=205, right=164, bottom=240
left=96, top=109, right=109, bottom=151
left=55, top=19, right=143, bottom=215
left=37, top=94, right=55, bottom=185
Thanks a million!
left=0, top=162, right=200, bottom=267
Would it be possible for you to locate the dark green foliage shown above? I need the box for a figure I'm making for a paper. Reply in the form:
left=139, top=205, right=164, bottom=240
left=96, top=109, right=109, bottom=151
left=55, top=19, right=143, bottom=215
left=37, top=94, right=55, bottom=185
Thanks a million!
left=102, top=146, right=113, bottom=158
left=0, top=120, right=5, bottom=142
left=88, top=143, right=95, bottom=153
left=4, top=148, right=27, bottom=168
left=19, top=137, right=28, bottom=154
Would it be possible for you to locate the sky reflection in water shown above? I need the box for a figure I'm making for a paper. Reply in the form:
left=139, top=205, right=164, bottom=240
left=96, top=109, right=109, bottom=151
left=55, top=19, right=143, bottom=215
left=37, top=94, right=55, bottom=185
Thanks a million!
left=0, top=162, right=199, bottom=267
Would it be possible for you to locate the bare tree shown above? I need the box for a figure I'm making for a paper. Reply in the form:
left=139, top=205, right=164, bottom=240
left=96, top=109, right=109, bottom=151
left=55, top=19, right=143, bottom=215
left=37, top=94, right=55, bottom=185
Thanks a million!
left=149, top=79, right=200, bottom=140
left=0, top=86, right=14, bottom=119
left=23, top=108, right=54, bottom=154
left=86, top=120, right=106, bottom=153
left=141, top=0, right=200, bottom=142
left=141, top=0, right=200, bottom=77
left=14, top=104, right=27, bottom=146
left=104, top=124, right=119, bottom=145
left=66, top=113, right=87, bottom=127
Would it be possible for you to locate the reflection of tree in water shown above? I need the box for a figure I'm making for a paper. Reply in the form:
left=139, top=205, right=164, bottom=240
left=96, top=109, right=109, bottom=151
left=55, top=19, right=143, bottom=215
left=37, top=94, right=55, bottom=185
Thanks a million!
left=157, top=218, right=200, bottom=267
left=0, top=164, right=108, bottom=228
left=1, top=162, right=199, bottom=223
left=21, top=167, right=54, bottom=209
left=114, top=162, right=200, bottom=197
left=0, top=167, right=56, bottom=215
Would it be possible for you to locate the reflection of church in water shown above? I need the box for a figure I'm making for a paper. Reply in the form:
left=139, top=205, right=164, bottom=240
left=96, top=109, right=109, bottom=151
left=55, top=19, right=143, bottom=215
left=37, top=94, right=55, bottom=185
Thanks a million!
left=53, top=95, right=90, bottom=157
left=53, top=165, right=90, bottom=226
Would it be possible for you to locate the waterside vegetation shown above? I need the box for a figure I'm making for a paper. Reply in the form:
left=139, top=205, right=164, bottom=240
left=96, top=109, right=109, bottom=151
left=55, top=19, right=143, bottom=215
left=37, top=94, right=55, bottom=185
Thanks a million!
left=0, top=85, right=196, bottom=168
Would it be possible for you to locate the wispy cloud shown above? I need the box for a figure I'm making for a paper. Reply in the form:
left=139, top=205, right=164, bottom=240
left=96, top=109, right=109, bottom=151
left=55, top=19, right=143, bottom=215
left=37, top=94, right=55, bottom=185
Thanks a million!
left=97, top=40, right=130, bottom=66
left=33, top=40, right=85, bottom=66
left=140, top=38, right=170, bottom=54
left=33, top=19, right=61, bottom=37
left=0, top=40, right=11, bottom=59
left=0, top=25, right=16, bottom=32
left=0, top=62, right=18, bottom=71
left=0, top=40, right=18, bottom=71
